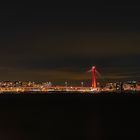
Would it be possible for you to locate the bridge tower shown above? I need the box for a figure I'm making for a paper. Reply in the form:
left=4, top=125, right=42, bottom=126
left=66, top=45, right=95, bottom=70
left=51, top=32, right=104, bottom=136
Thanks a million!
left=92, top=66, right=96, bottom=88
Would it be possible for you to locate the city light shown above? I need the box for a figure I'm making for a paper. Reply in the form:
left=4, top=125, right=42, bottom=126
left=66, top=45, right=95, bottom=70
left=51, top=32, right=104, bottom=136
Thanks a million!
left=0, top=66, right=138, bottom=94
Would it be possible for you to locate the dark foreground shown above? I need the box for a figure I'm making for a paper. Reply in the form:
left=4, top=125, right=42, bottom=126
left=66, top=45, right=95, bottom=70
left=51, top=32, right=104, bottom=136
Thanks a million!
left=0, top=93, right=140, bottom=140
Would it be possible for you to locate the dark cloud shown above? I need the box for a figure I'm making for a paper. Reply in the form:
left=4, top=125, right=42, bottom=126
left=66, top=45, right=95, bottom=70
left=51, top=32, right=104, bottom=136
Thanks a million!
left=0, top=2, right=140, bottom=82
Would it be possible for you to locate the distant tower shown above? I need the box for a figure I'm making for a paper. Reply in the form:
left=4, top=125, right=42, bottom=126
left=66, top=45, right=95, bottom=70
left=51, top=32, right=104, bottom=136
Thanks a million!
left=92, top=66, right=96, bottom=88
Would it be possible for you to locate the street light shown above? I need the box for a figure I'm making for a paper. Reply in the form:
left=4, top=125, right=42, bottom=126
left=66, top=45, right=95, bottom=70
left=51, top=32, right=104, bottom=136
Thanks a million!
left=81, top=82, right=84, bottom=87
left=65, top=81, right=68, bottom=87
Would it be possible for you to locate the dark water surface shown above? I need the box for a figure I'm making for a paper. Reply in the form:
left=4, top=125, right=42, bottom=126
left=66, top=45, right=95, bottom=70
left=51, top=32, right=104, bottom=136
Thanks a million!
left=0, top=93, right=139, bottom=140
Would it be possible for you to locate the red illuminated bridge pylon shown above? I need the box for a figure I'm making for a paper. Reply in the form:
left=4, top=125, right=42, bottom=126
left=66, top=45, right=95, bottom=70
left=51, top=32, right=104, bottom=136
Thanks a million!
left=92, top=66, right=96, bottom=88
left=87, top=66, right=100, bottom=89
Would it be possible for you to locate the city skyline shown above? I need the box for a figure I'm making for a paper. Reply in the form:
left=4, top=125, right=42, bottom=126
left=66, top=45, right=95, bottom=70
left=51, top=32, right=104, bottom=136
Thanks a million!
left=0, top=2, right=140, bottom=140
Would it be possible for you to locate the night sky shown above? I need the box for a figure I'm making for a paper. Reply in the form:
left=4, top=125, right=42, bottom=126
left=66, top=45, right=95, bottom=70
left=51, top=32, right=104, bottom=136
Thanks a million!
left=1, top=2, right=140, bottom=140
left=1, top=1, right=140, bottom=83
